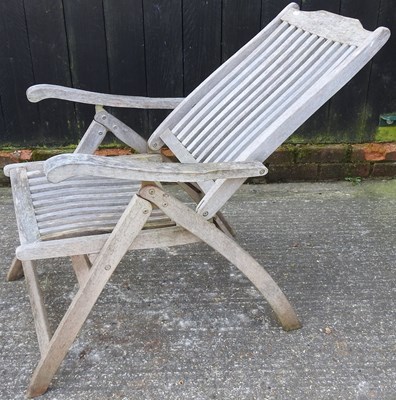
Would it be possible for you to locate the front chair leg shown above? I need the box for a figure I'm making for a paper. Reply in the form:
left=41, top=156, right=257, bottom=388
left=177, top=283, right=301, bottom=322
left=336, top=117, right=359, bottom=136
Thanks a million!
left=26, top=195, right=152, bottom=398
left=139, top=185, right=301, bottom=331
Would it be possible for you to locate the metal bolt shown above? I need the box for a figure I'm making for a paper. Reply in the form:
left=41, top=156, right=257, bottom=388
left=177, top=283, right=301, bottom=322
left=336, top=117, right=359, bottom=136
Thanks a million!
left=148, top=188, right=155, bottom=195
left=152, top=143, right=158, bottom=148
left=104, top=265, right=111, bottom=271
left=162, top=202, right=168, bottom=207
left=259, top=169, right=266, bottom=175
left=98, top=131, right=104, bottom=135
left=101, top=114, right=107, bottom=120
left=163, top=193, right=169, bottom=198
left=112, top=125, right=118, bottom=130
left=143, top=209, right=149, bottom=214
left=202, top=211, right=209, bottom=217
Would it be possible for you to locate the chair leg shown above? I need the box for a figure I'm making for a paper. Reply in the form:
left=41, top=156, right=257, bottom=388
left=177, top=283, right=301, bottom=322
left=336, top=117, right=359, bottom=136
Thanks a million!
left=70, top=255, right=92, bottom=287
left=26, top=195, right=151, bottom=398
left=7, top=256, right=24, bottom=281
left=23, top=260, right=52, bottom=354
left=140, top=185, right=301, bottom=331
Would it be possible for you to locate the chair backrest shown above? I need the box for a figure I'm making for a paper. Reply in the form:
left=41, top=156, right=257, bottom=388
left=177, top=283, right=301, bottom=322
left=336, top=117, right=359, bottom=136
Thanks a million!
left=148, top=3, right=390, bottom=218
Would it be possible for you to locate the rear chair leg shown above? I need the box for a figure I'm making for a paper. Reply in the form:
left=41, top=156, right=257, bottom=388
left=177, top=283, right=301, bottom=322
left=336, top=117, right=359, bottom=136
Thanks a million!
left=26, top=195, right=151, bottom=398
left=7, top=256, right=24, bottom=281
left=140, top=185, right=301, bottom=331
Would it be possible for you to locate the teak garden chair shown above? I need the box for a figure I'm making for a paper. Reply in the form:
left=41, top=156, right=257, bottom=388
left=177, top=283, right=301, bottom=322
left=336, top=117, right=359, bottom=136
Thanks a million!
left=4, top=3, right=390, bottom=397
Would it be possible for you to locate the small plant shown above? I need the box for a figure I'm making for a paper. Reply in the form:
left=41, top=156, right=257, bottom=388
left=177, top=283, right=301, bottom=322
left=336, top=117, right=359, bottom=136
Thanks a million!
left=345, top=176, right=362, bottom=185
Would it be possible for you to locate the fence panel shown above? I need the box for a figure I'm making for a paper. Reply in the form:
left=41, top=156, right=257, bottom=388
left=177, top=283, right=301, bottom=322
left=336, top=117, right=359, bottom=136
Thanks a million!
left=0, top=0, right=40, bottom=144
left=103, top=0, right=148, bottom=137
left=24, top=0, right=75, bottom=143
left=0, top=0, right=394, bottom=145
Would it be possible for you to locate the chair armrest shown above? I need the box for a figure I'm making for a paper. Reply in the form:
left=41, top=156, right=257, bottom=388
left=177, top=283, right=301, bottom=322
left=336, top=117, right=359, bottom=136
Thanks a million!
left=27, top=84, right=184, bottom=109
left=3, top=154, right=163, bottom=177
left=44, top=154, right=267, bottom=183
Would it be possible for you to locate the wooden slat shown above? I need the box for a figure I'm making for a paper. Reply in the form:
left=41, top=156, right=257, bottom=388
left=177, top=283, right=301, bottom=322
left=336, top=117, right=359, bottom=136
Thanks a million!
left=94, top=110, right=148, bottom=153
left=9, top=169, right=41, bottom=245
left=160, top=129, right=215, bottom=194
left=27, top=85, right=183, bottom=110
left=44, top=153, right=265, bottom=185
left=175, top=21, right=292, bottom=141
left=17, top=225, right=200, bottom=261
left=30, top=185, right=135, bottom=200
left=23, top=261, right=51, bottom=355
left=74, top=120, right=106, bottom=154
left=147, top=3, right=299, bottom=150
left=189, top=30, right=315, bottom=158
left=9, top=168, right=51, bottom=354
left=70, top=255, right=91, bottom=287
left=207, top=41, right=350, bottom=163
left=239, top=28, right=389, bottom=164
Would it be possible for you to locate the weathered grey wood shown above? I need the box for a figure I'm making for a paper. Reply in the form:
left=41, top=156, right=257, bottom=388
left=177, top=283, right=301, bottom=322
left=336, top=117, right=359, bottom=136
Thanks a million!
left=23, top=260, right=51, bottom=356
left=9, top=168, right=41, bottom=245
left=16, top=226, right=200, bottom=261
left=9, top=168, right=51, bottom=356
left=94, top=110, right=148, bottom=153
left=281, top=7, right=371, bottom=46
left=240, top=27, right=390, bottom=163
left=43, top=154, right=267, bottom=184
left=6, top=256, right=24, bottom=281
left=70, top=255, right=92, bottom=287
left=213, top=211, right=236, bottom=238
left=27, top=84, right=184, bottom=109
left=147, top=3, right=299, bottom=150
left=74, top=120, right=106, bottom=154
left=160, top=129, right=214, bottom=193
left=4, top=161, right=44, bottom=177
left=139, top=185, right=301, bottom=331
left=4, top=4, right=391, bottom=396
left=26, top=195, right=152, bottom=398
left=145, top=5, right=389, bottom=219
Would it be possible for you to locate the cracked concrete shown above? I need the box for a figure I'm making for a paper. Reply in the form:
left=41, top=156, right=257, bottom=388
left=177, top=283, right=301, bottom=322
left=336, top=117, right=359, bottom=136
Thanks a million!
left=1, top=180, right=395, bottom=399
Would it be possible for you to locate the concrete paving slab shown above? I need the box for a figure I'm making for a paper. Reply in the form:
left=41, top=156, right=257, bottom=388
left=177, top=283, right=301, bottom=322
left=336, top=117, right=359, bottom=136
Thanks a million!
left=0, top=180, right=395, bottom=400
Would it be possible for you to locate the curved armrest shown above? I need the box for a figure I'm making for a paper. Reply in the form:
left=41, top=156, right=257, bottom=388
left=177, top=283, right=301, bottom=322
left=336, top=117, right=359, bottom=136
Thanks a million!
left=44, top=154, right=267, bottom=183
left=27, top=84, right=184, bottom=109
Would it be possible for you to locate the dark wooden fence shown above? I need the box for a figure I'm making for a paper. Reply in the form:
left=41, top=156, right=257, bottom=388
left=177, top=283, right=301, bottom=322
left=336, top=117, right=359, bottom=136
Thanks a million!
left=0, top=0, right=395, bottom=146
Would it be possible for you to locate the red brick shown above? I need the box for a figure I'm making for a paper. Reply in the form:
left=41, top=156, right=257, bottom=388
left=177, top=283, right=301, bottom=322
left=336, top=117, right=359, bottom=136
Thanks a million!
left=371, top=162, right=396, bottom=178
left=351, top=143, right=396, bottom=162
left=95, top=148, right=133, bottom=156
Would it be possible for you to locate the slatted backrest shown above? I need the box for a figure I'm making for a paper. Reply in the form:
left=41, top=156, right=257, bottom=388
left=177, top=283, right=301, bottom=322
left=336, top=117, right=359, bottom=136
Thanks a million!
left=148, top=3, right=390, bottom=218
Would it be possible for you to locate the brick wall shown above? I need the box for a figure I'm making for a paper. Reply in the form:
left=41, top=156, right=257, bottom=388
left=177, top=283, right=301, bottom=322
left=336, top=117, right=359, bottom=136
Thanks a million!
left=1, top=143, right=396, bottom=187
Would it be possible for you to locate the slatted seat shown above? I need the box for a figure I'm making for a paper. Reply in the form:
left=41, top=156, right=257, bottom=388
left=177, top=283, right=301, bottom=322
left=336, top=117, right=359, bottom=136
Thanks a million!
left=26, top=171, right=173, bottom=240
left=4, top=3, right=390, bottom=398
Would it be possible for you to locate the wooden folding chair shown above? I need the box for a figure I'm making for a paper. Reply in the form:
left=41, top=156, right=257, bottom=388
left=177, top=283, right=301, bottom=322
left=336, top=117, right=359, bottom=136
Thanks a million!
left=4, top=3, right=389, bottom=397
